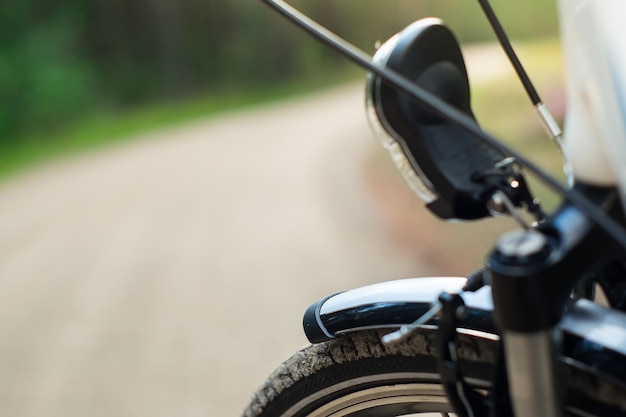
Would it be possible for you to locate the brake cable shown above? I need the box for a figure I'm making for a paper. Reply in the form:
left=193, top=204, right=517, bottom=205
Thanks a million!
left=476, top=0, right=573, bottom=186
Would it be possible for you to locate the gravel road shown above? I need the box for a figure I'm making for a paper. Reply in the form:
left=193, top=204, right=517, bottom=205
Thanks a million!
left=0, top=83, right=436, bottom=417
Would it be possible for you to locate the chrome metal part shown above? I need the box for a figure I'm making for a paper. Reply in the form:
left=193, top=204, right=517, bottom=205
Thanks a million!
left=381, top=301, right=442, bottom=345
left=536, top=102, right=563, bottom=140
left=494, top=156, right=518, bottom=170
left=496, top=229, right=548, bottom=258
left=535, top=103, right=574, bottom=186
left=489, top=190, right=533, bottom=229
left=504, top=328, right=562, bottom=417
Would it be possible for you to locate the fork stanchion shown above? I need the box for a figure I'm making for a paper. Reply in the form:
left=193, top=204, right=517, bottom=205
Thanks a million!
left=488, top=228, right=563, bottom=417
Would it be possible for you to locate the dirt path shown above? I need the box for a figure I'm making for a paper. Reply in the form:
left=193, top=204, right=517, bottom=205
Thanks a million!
left=0, top=83, right=437, bottom=417
left=0, top=42, right=513, bottom=417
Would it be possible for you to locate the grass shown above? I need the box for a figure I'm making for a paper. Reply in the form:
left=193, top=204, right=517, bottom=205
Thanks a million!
left=0, top=70, right=360, bottom=181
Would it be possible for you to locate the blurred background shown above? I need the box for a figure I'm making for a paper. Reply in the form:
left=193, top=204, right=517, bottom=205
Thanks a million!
left=0, top=1, right=566, bottom=416
left=1, top=0, right=559, bottom=171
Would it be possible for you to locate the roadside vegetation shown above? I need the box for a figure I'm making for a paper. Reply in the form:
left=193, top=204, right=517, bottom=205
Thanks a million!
left=0, top=74, right=358, bottom=178
left=1, top=0, right=559, bottom=179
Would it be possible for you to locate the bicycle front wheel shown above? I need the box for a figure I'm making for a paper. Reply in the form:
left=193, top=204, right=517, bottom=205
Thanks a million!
left=243, top=327, right=498, bottom=417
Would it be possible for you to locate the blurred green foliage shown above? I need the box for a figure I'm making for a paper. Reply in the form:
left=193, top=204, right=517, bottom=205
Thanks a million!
left=0, top=0, right=559, bottom=152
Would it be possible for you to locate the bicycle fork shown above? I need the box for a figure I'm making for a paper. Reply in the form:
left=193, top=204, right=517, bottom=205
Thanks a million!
left=502, top=328, right=562, bottom=417
left=489, top=182, right=625, bottom=416
left=488, top=228, right=564, bottom=417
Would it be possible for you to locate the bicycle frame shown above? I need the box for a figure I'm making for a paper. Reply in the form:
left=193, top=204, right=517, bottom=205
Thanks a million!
left=257, top=1, right=626, bottom=416
left=559, top=0, right=626, bottom=196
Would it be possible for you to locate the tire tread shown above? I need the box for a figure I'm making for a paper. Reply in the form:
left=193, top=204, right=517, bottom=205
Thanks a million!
left=242, top=328, right=468, bottom=417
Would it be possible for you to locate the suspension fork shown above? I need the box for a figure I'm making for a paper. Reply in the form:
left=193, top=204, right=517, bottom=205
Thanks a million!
left=488, top=184, right=622, bottom=417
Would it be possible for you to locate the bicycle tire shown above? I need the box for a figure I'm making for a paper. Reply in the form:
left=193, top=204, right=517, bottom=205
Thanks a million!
left=243, top=325, right=626, bottom=417
left=242, top=327, right=497, bottom=417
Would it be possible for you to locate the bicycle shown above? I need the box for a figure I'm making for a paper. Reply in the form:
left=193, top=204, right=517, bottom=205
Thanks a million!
left=243, top=1, right=626, bottom=416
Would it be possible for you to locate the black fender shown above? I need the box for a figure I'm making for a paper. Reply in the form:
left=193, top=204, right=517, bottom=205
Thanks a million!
left=301, top=276, right=626, bottom=391
left=303, top=277, right=496, bottom=343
